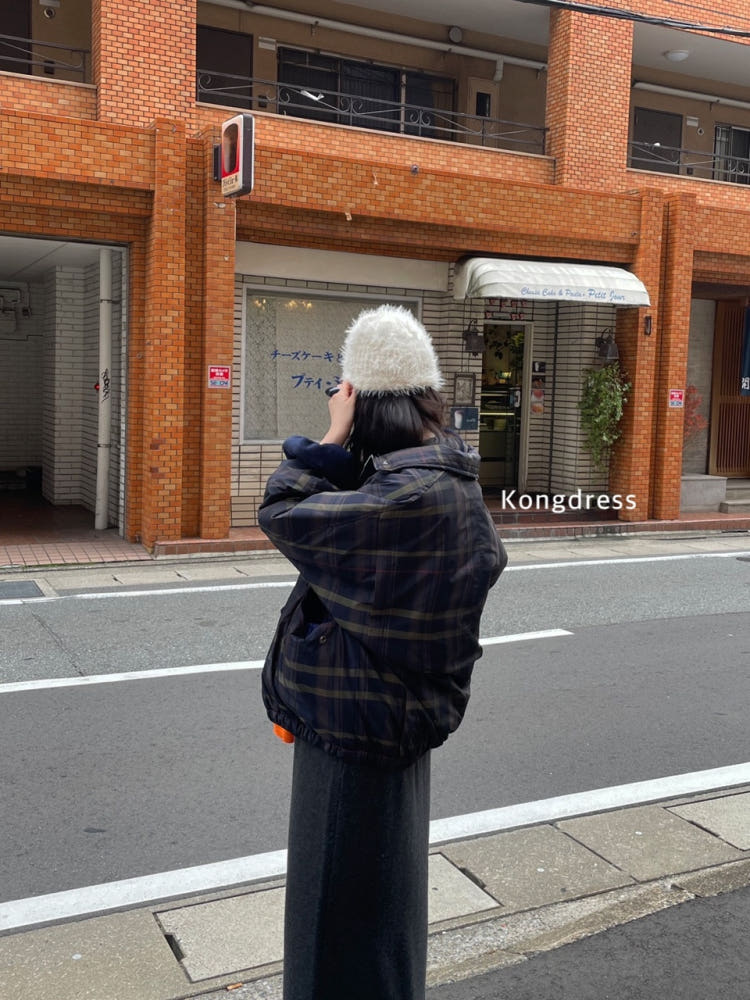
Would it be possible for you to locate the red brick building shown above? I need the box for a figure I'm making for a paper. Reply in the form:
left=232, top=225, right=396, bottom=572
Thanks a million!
left=1, top=0, right=749, bottom=549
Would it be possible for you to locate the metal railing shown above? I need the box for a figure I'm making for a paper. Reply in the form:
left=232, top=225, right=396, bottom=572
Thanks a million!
left=0, top=32, right=89, bottom=82
left=629, top=140, right=750, bottom=185
left=197, top=71, right=547, bottom=154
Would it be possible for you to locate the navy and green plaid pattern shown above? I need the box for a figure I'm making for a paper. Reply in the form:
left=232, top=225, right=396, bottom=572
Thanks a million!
left=260, top=436, right=506, bottom=767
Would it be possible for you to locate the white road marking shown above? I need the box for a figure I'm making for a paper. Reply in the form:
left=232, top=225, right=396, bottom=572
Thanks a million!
left=504, top=550, right=750, bottom=572
left=1, top=549, right=749, bottom=607
left=0, top=580, right=295, bottom=607
left=73, top=580, right=296, bottom=599
left=480, top=628, right=571, bottom=645
left=0, top=661, right=266, bottom=694
left=0, top=630, right=568, bottom=694
left=2, top=760, right=749, bottom=933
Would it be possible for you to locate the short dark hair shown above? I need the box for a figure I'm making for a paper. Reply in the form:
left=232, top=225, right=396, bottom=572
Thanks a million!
left=347, top=389, right=445, bottom=468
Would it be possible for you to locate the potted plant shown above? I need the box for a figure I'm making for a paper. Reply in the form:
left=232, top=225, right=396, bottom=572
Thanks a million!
left=578, top=362, right=631, bottom=472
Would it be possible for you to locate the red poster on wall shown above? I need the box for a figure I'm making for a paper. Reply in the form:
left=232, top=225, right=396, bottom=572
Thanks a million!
left=668, top=388, right=685, bottom=408
left=208, top=365, right=231, bottom=388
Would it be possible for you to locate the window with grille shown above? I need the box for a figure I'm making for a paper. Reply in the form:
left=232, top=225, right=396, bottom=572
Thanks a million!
left=277, top=47, right=454, bottom=137
left=196, top=25, right=253, bottom=109
left=714, top=125, right=750, bottom=184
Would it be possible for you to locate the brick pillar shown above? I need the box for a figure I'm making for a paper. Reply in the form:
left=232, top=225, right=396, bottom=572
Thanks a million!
left=198, top=131, right=236, bottom=538
left=610, top=190, right=665, bottom=521
left=651, top=194, right=696, bottom=519
left=546, top=10, right=633, bottom=189
left=91, top=0, right=195, bottom=127
left=140, top=119, right=187, bottom=549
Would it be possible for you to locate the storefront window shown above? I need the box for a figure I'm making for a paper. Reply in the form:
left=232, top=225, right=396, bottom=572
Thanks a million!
left=243, top=291, right=418, bottom=441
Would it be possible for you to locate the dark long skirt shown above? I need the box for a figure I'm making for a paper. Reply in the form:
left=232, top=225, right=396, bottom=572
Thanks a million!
left=283, top=737, right=431, bottom=1000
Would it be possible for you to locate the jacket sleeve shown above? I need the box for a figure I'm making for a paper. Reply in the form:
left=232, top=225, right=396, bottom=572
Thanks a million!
left=258, top=437, right=378, bottom=590
left=282, top=435, right=358, bottom=489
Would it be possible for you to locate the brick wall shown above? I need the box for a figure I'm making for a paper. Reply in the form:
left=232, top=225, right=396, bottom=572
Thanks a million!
left=0, top=75, right=96, bottom=119
left=92, top=0, right=196, bottom=127
left=546, top=11, right=634, bottom=189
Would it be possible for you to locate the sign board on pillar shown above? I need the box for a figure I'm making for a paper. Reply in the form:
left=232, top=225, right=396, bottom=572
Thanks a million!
left=668, top=388, right=685, bottom=408
left=208, top=365, right=231, bottom=388
left=220, top=114, right=254, bottom=197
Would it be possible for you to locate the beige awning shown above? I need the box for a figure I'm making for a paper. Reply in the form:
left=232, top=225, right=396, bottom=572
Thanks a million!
left=454, top=258, right=650, bottom=307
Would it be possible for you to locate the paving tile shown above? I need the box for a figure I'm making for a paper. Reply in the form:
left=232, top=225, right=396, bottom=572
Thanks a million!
left=110, top=568, right=188, bottom=585
left=157, top=887, right=285, bottom=982
left=442, top=824, right=632, bottom=911
left=559, top=805, right=744, bottom=881
left=670, top=792, right=750, bottom=850
left=0, top=909, right=186, bottom=1000
left=428, top=853, right=499, bottom=923
left=156, top=856, right=498, bottom=982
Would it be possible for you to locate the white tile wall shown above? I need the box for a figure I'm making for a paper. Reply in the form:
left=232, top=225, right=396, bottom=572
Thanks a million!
left=42, top=266, right=85, bottom=505
left=37, top=260, right=123, bottom=522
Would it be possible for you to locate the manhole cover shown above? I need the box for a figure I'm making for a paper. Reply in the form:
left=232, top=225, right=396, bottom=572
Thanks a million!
left=0, top=581, right=44, bottom=599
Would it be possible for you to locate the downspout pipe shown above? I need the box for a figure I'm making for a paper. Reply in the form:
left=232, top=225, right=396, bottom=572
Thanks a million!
left=95, top=248, right=113, bottom=531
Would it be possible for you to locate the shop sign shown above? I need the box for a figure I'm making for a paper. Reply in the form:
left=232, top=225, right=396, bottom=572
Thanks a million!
left=450, top=406, right=479, bottom=431
left=483, top=297, right=530, bottom=321
left=220, top=114, right=254, bottom=197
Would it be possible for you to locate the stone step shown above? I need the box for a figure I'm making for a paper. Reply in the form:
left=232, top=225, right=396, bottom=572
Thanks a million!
left=719, top=498, right=750, bottom=513
left=725, top=489, right=750, bottom=501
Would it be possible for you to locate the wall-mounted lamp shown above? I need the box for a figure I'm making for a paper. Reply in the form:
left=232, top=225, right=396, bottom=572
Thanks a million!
left=448, top=26, right=463, bottom=44
left=644, top=315, right=653, bottom=336
left=462, top=318, right=484, bottom=354
left=595, top=328, right=619, bottom=362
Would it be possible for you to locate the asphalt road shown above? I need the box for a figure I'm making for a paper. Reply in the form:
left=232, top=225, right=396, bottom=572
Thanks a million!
left=2, top=547, right=750, bottom=682
left=427, top=884, right=750, bottom=1000
left=1, top=544, right=749, bottom=904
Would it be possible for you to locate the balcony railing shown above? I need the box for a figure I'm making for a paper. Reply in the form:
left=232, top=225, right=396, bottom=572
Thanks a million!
left=0, top=32, right=90, bottom=82
left=629, top=140, right=750, bottom=185
left=197, top=71, right=547, bottom=154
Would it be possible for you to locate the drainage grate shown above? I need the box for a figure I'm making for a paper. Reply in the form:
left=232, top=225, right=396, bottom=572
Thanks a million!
left=0, top=581, right=44, bottom=599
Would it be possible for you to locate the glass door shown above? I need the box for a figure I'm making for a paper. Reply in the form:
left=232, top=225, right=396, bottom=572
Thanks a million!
left=479, top=324, right=525, bottom=490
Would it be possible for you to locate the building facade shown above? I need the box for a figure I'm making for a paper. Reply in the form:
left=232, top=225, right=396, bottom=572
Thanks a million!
left=1, top=0, right=749, bottom=548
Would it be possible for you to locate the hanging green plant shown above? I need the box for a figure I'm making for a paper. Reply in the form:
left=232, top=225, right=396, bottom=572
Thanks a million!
left=578, top=362, right=631, bottom=472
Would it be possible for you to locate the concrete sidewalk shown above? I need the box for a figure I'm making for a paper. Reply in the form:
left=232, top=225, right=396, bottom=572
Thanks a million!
left=1, top=786, right=749, bottom=1000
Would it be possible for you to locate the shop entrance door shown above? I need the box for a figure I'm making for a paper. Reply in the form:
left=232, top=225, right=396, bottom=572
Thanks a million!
left=709, top=301, right=750, bottom=477
left=479, top=323, right=529, bottom=490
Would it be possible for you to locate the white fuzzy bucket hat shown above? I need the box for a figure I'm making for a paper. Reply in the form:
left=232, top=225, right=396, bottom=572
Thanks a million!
left=341, top=304, right=445, bottom=396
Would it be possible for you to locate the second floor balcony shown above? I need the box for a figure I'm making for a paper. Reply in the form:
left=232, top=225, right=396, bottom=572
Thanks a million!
left=196, top=68, right=548, bottom=154
left=0, top=31, right=89, bottom=83
left=2, top=0, right=750, bottom=197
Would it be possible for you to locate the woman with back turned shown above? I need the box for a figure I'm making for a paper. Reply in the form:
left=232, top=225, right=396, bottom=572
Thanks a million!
left=259, top=304, right=507, bottom=1000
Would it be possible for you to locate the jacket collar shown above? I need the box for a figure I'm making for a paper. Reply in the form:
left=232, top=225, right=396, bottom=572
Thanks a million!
left=371, top=434, right=480, bottom=479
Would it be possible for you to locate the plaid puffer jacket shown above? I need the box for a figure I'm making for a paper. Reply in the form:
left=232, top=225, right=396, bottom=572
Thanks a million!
left=259, top=433, right=506, bottom=768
